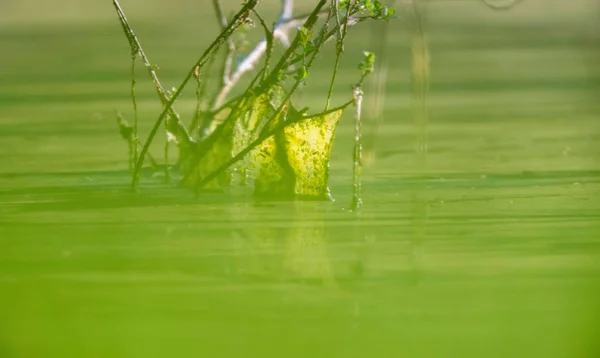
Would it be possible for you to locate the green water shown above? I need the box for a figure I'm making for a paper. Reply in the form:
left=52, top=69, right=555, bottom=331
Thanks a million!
left=1, top=1, right=599, bottom=357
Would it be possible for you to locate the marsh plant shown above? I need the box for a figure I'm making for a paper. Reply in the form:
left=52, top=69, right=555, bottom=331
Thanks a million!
left=113, top=0, right=395, bottom=209
left=113, top=0, right=524, bottom=207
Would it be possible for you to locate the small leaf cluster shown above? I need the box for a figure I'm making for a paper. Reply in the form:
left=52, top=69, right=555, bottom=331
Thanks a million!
left=340, top=0, right=396, bottom=21
left=358, top=51, right=375, bottom=77
left=293, top=27, right=315, bottom=85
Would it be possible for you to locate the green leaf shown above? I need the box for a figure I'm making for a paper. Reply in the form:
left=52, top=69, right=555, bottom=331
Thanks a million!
left=253, top=106, right=345, bottom=199
left=358, top=51, right=376, bottom=76
left=182, top=93, right=272, bottom=189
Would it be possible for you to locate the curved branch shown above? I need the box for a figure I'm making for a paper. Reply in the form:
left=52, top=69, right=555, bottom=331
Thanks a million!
left=212, top=3, right=331, bottom=108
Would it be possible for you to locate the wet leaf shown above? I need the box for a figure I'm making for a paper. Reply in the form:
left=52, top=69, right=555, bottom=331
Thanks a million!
left=182, top=94, right=270, bottom=189
left=284, top=107, right=344, bottom=198
left=253, top=106, right=345, bottom=200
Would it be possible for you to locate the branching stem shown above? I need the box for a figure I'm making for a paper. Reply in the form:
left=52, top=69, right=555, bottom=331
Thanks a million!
left=130, top=0, right=259, bottom=190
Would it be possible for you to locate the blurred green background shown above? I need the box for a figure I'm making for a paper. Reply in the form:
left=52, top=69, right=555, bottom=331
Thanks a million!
left=0, top=1, right=599, bottom=357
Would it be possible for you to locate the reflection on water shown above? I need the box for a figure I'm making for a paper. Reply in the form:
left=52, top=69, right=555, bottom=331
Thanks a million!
left=225, top=201, right=364, bottom=290
left=404, top=0, right=431, bottom=284
left=1, top=0, right=599, bottom=357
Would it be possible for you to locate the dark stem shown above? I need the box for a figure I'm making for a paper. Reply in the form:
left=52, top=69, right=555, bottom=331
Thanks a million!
left=326, top=0, right=354, bottom=110
left=112, top=0, right=191, bottom=146
left=130, top=52, right=139, bottom=166
left=252, top=10, right=274, bottom=82
left=190, top=53, right=218, bottom=134
left=212, top=0, right=236, bottom=87
left=262, top=0, right=327, bottom=91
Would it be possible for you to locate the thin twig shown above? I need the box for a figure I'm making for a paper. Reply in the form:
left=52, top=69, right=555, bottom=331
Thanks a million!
left=112, top=0, right=191, bottom=145
left=130, top=0, right=259, bottom=190
left=212, top=2, right=332, bottom=108
left=190, top=53, right=218, bottom=135
left=212, top=0, right=236, bottom=87
left=130, top=51, right=139, bottom=166
left=325, top=0, right=352, bottom=110
left=252, top=10, right=275, bottom=81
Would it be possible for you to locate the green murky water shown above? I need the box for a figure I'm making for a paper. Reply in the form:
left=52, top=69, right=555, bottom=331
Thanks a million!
left=1, top=1, right=599, bottom=357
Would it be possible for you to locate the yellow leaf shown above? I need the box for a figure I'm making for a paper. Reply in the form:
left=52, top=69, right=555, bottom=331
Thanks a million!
left=253, top=105, right=344, bottom=200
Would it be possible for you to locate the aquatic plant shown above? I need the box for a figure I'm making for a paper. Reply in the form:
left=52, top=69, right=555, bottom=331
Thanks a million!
left=113, top=0, right=396, bottom=207
left=113, top=0, right=525, bottom=206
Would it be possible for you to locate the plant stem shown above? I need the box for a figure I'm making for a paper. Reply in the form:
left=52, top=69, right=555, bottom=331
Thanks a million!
left=252, top=10, right=274, bottom=82
left=261, top=0, right=327, bottom=94
left=190, top=53, right=217, bottom=135
left=326, top=0, right=353, bottom=110
left=112, top=0, right=190, bottom=144
left=212, top=0, right=236, bottom=88
left=350, top=85, right=363, bottom=211
left=131, top=53, right=139, bottom=167
left=130, top=0, right=259, bottom=190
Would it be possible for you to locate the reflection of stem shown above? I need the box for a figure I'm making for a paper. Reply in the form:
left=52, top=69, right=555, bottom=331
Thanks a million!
left=363, top=0, right=395, bottom=165
left=164, top=133, right=170, bottom=182
left=285, top=202, right=337, bottom=288
left=586, top=0, right=600, bottom=114
left=480, top=0, right=524, bottom=10
left=404, top=0, right=429, bottom=283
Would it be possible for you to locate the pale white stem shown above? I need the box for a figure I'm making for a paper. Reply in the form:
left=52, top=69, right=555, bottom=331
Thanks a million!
left=213, top=0, right=303, bottom=108
left=280, top=0, right=294, bottom=21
